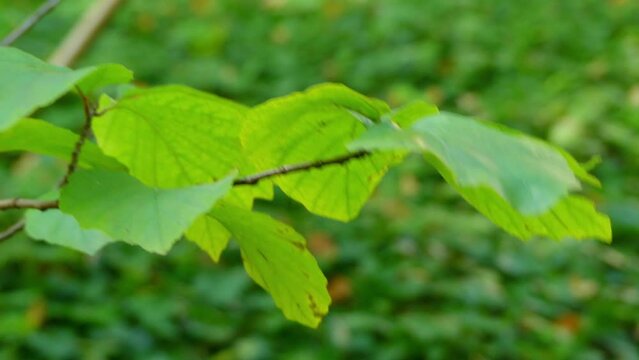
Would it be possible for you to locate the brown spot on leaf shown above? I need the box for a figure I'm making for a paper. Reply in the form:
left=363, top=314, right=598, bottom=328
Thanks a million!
left=257, top=249, right=270, bottom=263
left=288, top=239, right=305, bottom=251
left=308, top=294, right=327, bottom=318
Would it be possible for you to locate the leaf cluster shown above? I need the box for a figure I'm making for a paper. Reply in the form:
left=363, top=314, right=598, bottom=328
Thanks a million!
left=0, top=47, right=610, bottom=327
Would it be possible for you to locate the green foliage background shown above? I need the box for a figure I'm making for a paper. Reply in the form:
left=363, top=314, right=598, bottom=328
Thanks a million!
left=1, top=0, right=638, bottom=358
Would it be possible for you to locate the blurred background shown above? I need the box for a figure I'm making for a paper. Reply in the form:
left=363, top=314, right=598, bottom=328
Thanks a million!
left=1, top=0, right=639, bottom=359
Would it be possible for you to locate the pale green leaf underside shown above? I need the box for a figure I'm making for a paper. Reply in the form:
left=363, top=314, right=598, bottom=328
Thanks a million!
left=349, top=122, right=423, bottom=152
left=348, top=101, right=440, bottom=152
left=60, top=170, right=235, bottom=254
left=354, top=110, right=581, bottom=215
left=413, top=113, right=583, bottom=214
left=242, top=83, right=400, bottom=221
left=0, top=47, right=132, bottom=131
left=427, top=152, right=611, bottom=242
left=426, top=146, right=610, bottom=242
left=351, top=104, right=610, bottom=241
left=25, top=209, right=114, bottom=255
left=212, top=204, right=330, bottom=328
left=0, top=118, right=122, bottom=170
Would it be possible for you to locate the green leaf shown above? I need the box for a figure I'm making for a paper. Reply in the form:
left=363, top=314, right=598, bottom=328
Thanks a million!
left=92, top=85, right=272, bottom=210
left=242, top=83, right=399, bottom=221
left=0, top=47, right=132, bottom=131
left=75, top=64, right=134, bottom=94
left=24, top=209, right=114, bottom=255
left=445, top=182, right=611, bottom=242
left=349, top=122, right=423, bottom=152
left=392, top=101, right=440, bottom=128
left=92, top=85, right=253, bottom=188
left=414, top=113, right=586, bottom=215
left=59, top=170, right=235, bottom=254
left=0, top=118, right=122, bottom=170
left=554, top=149, right=601, bottom=188
left=185, top=212, right=231, bottom=262
left=185, top=186, right=269, bottom=262
left=352, top=107, right=611, bottom=242
left=212, top=204, right=330, bottom=328
left=296, top=83, right=391, bottom=122
left=426, top=149, right=610, bottom=242
left=349, top=102, right=439, bottom=152
left=355, top=111, right=582, bottom=215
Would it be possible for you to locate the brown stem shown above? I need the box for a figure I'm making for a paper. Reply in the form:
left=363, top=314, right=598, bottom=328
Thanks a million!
left=1, top=91, right=92, bottom=240
left=234, top=150, right=369, bottom=186
left=0, top=150, right=370, bottom=241
left=59, top=89, right=94, bottom=187
left=0, top=199, right=58, bottom=211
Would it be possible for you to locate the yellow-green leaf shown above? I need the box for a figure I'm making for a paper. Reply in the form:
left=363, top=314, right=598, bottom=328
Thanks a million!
left=242, top=83, right=399, bottom=221
left=212, top=204, right=330, bottom=328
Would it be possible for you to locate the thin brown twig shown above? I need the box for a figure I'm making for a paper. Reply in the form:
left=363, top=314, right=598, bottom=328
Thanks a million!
left=0, top=150, right=369, bottom=209
left=59, top=89, right=94, bottom=187
left=234, top=150, right=370, bottom=186
left=0, top=220, right=26, bottom=242
left=1, top=90, right=93, bottom=241
left=0, top=199, right=59, bottom=211
left=1, top=0, right=62, bottom=46
left=0, top=150, right=370, bottom=241
left=0, top=199, right=57, bottom=241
